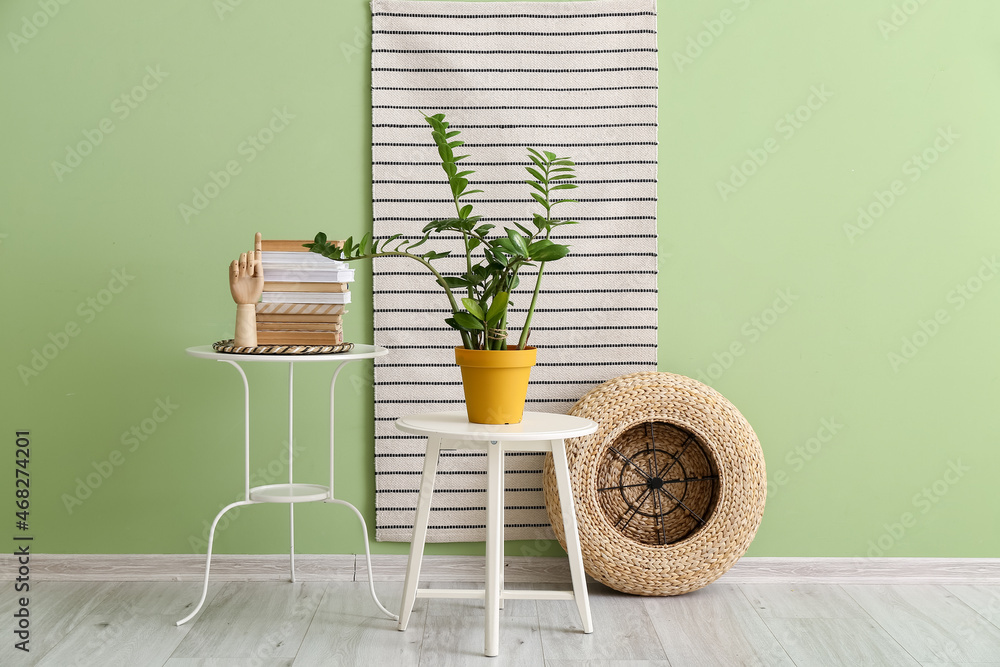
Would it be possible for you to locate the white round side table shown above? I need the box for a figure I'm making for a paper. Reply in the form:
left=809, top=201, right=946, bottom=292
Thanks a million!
left=394, top=410, right=599, bottom=658
left=176, top=344, right=398, bottom=626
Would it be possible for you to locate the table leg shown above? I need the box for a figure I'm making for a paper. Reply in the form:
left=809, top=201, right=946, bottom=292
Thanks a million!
left=175, top=499, right=253, bottom=626
left=398, top=436, right=441, bottom=631
left=551, top=439, right=593, bottom=634
left=485, top=439, right=503, bottom=657
left=288, top=361, right=295, bottom=582
left=327, top=498, right=398, bottom=620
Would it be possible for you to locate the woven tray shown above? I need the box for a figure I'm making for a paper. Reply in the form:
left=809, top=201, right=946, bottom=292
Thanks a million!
left=213, top=339, right=354, bottom=355
left=542, top=372, right=766, bottom=596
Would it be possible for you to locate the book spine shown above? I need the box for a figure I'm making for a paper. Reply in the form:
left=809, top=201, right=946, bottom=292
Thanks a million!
left=256, top=332, right=344, bottom=345
left=262, top=282, right=350, bottom=293
left=256, top=322, right=344, bottom=332
left=259, top=240, right=344, bottom=252
left=255, top=303, right=346, bottom=315
left=255, top=313, right=345, bottom=323
left=260, top=292, right=351, bottom=304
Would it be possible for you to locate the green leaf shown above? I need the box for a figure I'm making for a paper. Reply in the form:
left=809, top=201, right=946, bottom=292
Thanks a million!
left=455, top=170, right=475, bottom=178
left=543, top=150, right=557, bottom=161
left=550, top=167, right=575, bottom=173
left=551, top=183, right=578, bottom=190
left=527, top=154, right=545, bottom=169
left=450, top=178, right=466, bottom=198
left=525, top=167, right=545, bottom=181
left=529, top=191, right=548, bottom=206
left=552, top=160, right=574, bottom=166
left=486, top=291, right=509, bottom=323
left=475, top=224, right=494, bottom=236
left=444, top=317, right=463, bottom=331
left=453, top=312, right=485, bottom=330
left=315, top=232, right=328, bottom=246
left=532, top=213, right=549, bottom=228
left=512, top=221, right=533, bottom=236
left=359, top=232, right=371, bottom=255
left=526, top=180, right=547, bottom=194
left=408, top=232, right=430, bottom=251
left=462, top=298, right=486, bottom=320
left=438, top=144, right=453, bottom=162
left=448, top=140, right=465, bottom=148
left=445, top=130, right=461, bottom=138
left=344, top=236, right=354, bottom=255
left=423, top=250, right=451, bottom=260
left=525, top=147, right=544, bottom=160
left=550, top=174, right=576, bottom=180
left=453, top=154, right=470, bottom=162
left=507, top=229, right=529, bottom=256
left=495, top=237, right=519, bottom=256
left=529, top=241, right=570, bottom=262
left=553, top=198, right=578, bottom=204
left=442, top=276, right=471, bottom=288
left=459, top=204, right=474, bottom=218
left=443, top=162, right=457, bottom=177
left=461, top=189, right=484, bottom=196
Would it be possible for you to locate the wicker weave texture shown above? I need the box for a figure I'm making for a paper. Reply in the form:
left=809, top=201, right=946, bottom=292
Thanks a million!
left=543, top=372, right=766, bottom=596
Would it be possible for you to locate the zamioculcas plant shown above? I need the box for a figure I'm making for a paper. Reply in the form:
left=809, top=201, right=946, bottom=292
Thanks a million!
left=307, top=112, right=580, bottom=351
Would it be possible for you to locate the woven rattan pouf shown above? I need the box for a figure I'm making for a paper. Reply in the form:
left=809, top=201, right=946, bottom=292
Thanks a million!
left=542, top=372, right=766, bottom=596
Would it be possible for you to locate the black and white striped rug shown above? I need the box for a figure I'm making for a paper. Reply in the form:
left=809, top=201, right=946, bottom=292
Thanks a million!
left=371, top=0, right=658, bottom=542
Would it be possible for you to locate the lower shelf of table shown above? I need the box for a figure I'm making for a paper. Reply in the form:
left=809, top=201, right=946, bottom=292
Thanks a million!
left=415, top=588, right=576, bottom=601
left=249, top=483, right=330, bottom=503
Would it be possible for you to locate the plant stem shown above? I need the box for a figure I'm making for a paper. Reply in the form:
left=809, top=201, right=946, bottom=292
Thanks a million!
left=517, top=261, right=544, bottom=349
left=339, top=250, right=473, bottom=349
left=517, top=156, right=553, bottom=350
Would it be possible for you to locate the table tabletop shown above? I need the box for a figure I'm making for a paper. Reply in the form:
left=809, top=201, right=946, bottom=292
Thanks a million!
left=186, top=344, right=388, bottom=363
left=395, top=410, right=598, bottom=441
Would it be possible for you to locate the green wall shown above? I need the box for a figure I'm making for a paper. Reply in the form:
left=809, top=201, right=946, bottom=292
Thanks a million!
left=3, top=0, right=998, bottom=558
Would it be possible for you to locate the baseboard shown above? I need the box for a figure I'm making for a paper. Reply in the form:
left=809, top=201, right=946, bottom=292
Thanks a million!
left=3, top=555, right=998, bottom=585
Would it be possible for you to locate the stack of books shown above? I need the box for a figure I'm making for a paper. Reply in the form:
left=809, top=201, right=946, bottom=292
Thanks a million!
left=256, top=239, right=353, bottom=345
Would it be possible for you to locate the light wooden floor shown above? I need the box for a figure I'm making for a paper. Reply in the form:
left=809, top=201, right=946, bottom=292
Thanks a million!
left=5, top=580, right=1000, bottom=666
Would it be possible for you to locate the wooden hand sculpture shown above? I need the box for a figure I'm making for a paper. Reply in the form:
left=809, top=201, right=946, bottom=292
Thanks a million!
left=230, top=232, right=264, bottom=347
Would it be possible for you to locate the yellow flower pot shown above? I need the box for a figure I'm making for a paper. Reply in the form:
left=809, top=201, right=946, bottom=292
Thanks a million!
left=454, top=346, right=537, bottom=424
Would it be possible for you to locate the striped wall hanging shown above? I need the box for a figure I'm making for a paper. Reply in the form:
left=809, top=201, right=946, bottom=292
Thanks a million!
left=371, top=0, right=659, bottom=542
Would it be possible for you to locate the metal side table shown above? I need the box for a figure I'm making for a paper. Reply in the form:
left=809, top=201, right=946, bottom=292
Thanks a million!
left=176, top=344, right=397, bottom=626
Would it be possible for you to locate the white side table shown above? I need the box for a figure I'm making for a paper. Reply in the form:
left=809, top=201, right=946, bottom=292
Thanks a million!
left=176, top=344, right=398, bottom=626
left=394, top=410, right=599, bottom=657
